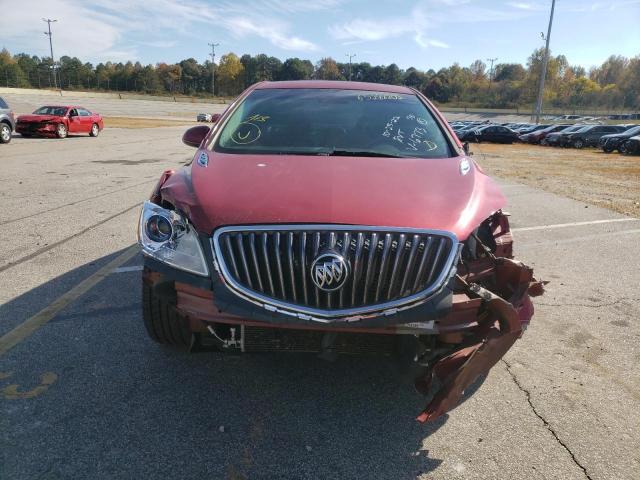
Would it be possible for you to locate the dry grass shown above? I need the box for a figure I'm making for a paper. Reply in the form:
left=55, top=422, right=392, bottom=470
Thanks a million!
left=472, top=143, right=640, bottom=216
left=104, top=116, right=197, bottom=129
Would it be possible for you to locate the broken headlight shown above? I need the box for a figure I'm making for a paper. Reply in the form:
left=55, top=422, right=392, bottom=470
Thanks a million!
left=138, top=200, right=209, bottom=277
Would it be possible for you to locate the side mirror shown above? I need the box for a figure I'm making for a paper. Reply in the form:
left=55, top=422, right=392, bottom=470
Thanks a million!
left=463, top=142, right=472, bottom=156
left=211, top=113, right=221, bottom=123
left=182, top=125, right=210, bottom=148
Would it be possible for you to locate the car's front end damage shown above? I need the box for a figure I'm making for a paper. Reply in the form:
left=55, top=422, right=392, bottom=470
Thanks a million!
left=138, top=81, right=544, bottom=423
left=140, top=172, right=544, bottom=423
left=15, top=115, right=62, bottom=137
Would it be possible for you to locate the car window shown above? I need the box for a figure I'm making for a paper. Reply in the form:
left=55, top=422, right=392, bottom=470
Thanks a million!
left=69, top=108, right=79, bottom=117
left=78, top=108, right=91, bottom=116
left=0, top=97, right=7, bottom=109
left=214, top=88, right=453, bottom=158
left=33, top=106, right=68, bottom=116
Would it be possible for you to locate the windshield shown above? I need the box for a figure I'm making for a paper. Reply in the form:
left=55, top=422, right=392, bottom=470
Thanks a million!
left=214, top=88, right=453, bottom=158
left=624, top=125, right=640, bottom=135
left=33, top=106, right=68, bottom=116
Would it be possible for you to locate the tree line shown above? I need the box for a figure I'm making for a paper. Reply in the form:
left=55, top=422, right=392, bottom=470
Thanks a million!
left=0, top=47, right=638, bottom=110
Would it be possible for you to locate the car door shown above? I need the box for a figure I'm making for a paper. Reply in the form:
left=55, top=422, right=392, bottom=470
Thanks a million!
left=67, top=108, right=83, bottom=133
left=587, top=127, right=603, bottom=143
left=495, top=126, right=509, bottom=142
left=480, top=126, right=493, bottom=141
left=77, top=108, right=93, bottom=132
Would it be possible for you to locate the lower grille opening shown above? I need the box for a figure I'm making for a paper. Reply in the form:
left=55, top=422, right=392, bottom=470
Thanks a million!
left=243, top=326, right=396, bottom=356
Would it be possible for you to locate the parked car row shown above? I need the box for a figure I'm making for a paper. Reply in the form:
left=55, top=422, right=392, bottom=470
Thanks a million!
left=0, top=96, right=104, bottom=143
left=449, top=119, right=640, bottom=155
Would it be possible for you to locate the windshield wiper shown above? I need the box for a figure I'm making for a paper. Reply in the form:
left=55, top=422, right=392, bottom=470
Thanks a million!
left=317, top=149, right=402, bottom=158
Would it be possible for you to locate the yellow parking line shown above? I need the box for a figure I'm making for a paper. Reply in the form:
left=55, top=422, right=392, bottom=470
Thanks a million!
left=0, top=245, right=139, bottom=357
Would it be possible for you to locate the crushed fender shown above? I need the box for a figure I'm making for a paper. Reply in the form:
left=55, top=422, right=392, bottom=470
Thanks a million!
left=416, top=258, right=545, bottom=423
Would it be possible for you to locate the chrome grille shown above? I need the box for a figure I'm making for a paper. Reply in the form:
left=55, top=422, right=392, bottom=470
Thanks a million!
left=212, top=225, right=458, bottom=319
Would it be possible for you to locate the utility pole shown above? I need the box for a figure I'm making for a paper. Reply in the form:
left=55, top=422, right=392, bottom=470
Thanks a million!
left=346, top=53, right=356, bottom=81
left=534, top=0, right=556, bottom=123
left=486, top=57, right=498, bottom=84
left=208, top=42, right=219, bottom=96
left=43, top=18, right=58, bottom=90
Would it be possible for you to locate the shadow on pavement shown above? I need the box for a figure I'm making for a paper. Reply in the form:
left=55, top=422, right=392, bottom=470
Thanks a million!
left=1, top=248, right=449, bottom=479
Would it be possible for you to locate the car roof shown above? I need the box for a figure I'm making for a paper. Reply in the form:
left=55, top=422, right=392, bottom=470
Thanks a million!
left=254, top=80, right=414, bottom=94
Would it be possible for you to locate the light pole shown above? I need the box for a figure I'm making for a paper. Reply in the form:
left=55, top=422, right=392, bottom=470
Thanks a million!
left=43, top=18, right=58, bottom=90
left=346, top=53, right=356, bottom=81
left=208, top=42, right=219, bottom=96
left=534, top=0, right=556, bottom=123
left=486, top=57, right=498, bottom=84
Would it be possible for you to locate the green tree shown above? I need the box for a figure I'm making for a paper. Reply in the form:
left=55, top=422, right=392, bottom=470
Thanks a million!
left=278, top=58, right=313, bottom=80
left=383, top=63, right=402, bottom=85
left=216, top=53, right=245, bottom=96
left=315, top=57, right=342, bottom=80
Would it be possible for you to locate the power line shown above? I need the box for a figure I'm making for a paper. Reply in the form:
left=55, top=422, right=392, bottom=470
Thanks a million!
left=43, top=18, right=58, bottom=90
left=208, top=42, right=219, bottom=96
left=346, top=53, right=356, bottom=81
left=534, top=0, right=556, bottom=123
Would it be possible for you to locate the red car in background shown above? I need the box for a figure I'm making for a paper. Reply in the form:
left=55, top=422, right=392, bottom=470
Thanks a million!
left=139, top=80, right=544, bottom=423
left=16, top=105, right=104, bottom=138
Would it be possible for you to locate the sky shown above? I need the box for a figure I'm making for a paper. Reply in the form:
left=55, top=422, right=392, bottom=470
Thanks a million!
left=1, top=0, right=639, bottom=71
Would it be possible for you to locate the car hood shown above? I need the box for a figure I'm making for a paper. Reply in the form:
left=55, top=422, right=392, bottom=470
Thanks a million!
left=161, top=152, right=507, bottom=241
left=17, top=114, right=62, bottom=122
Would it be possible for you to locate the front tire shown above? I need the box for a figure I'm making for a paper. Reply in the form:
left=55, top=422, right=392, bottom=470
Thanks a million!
left=90, top=123, right=99, bottom=137
left=142, top=282, right=191, bottom=347
left=573, top=139, right=584, bottom=149
left=619, top=142, right=628, bottom=154
left=56, top=123, right=68, bottom=139
left=0, top=123, right=11, bottom=144
left=603, top=146, right=613, bottom=153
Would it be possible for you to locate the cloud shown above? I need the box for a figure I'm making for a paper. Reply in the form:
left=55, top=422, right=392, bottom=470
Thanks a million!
left=507, top=2, right=535, bottom=9
left=141, top=41, right=179, bottom=49
left=327, top=0, right=557, bottom=49
left=0, top=0, right=323, bottom=62
left=328, top=4, right=450, bottom=50
left=426, top=39, right=450, bottom=48
left=222, top=17, right=319, bottom=51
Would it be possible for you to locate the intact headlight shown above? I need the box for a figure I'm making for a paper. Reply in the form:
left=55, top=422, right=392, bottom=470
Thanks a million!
left=138, top=201, right=209, bottom=277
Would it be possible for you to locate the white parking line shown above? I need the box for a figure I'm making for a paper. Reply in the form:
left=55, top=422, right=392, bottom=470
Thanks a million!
left=113, top=265, right=143, bottom=273
left=512, top=218, right=638, bottom=232
left=0, top=246, right=139, bottom=356
left=519, top=228, right=640, bottom=248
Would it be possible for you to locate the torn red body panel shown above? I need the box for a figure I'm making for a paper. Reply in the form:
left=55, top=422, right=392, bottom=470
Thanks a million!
left=416, top=259, right=544, bottom=423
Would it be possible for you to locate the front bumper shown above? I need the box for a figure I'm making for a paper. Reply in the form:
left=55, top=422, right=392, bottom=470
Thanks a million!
left=15, top=122, right=57, bottom=136
left=143, top=244, right=544, bottom=423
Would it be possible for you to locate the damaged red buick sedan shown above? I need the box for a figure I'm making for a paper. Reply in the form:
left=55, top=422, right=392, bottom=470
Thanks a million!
left=138, top=80, right=544, bottom=422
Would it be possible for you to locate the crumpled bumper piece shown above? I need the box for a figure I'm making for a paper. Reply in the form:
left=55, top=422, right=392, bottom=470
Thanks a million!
left=416, top=258, right=544, bottom=423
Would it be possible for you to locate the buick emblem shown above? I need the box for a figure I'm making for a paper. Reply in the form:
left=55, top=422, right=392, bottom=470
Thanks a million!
left=311, top=253, right=349, bottom=291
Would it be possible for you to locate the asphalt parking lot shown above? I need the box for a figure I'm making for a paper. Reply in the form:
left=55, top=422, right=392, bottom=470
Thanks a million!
left=1, top=125, right=639, bottom=479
